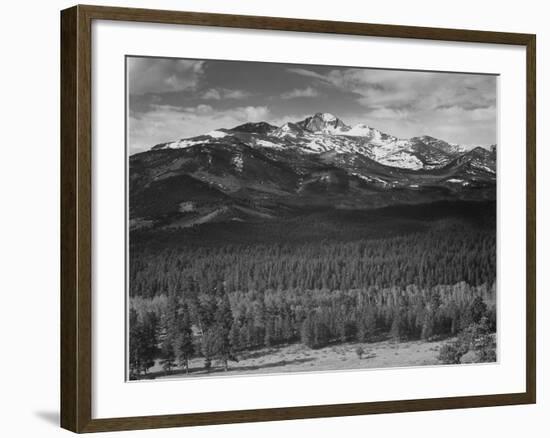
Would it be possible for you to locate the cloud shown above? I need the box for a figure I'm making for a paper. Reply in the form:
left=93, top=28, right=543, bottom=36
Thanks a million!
left=201, top=89, right=221, bottom=100
left=436, top=105, right=496, bottom=121
left=201, top=88, right=252, bottom=100
left=225, top=89, right=251, bottom=99
left=179, top=104, right=269, bottom=121
left=183, top=104, right=214, bottom=115
left=281, top=87, right=320, bottom=99
left=288, top=67, right=496, bottom=114
left=364, top=108, right=412, bottom=121
left=288, top=66, right=497, bottom=145
left=343, top=101, right=496, bottom=147
left=286, top=68, right=328, bottom=81
left=127, top=58, right=205, bottom=95
left=241, top=106, right=270, bottom=120
left=129, top=104, right=270, bottom=154
left=128, top=58, right=497, bottom=151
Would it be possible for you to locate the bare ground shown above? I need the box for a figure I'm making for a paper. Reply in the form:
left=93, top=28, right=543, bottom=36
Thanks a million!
left=146, top=338, right=449, bottom=380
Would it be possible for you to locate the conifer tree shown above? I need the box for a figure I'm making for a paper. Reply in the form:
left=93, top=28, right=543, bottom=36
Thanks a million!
left=160, top=338, right=176, bottom=372
left=176, top=301, right=195, bottom=374
left=357, top=307, right=377, bottom=342
left=139, top=311, right=159, bottom=374
left=214, top=293, right=235, bottom=371
left=128, top=308, right=141, bottom=378
left=164, top=292, right=181, bottom=347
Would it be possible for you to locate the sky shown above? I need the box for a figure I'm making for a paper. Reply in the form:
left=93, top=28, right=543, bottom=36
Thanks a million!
left=128, top=56, right=497, bottom=154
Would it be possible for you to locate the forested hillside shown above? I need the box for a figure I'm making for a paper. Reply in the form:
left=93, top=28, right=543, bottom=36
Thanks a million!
left=128, top=201, right=496, bottom=379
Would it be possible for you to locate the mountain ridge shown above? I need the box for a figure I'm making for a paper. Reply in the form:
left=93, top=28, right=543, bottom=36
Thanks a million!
left=131, top=112, right=496, bottom=230
left=148, top=112, right=494, bottom=172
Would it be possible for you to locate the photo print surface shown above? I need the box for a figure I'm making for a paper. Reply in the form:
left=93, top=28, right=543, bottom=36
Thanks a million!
left=127, top=56, right=497, bottom=381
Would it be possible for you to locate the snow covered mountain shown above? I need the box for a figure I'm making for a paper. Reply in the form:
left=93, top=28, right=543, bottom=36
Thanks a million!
left=151, top=112, right=491, bottom=172
left=132, top=113, right=496, bottom=229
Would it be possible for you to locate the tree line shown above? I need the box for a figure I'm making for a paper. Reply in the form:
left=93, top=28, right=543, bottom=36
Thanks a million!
left=129, top=281, right=495, bottom=378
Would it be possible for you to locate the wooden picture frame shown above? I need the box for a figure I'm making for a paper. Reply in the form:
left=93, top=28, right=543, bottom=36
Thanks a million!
left=61, top=4, right=536, bottom=433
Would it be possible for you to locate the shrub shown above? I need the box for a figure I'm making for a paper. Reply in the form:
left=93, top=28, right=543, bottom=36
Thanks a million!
left=339, top=321, right=358, bottom=343
left=439, top=317, right=496, bottom=364
left=420, top=312, right=435, bottom=340
left=301, top=314, right=330, bottom=349
left=486, top=304, right=497, bottom=332
left=438, top=340, right=469, bottom=364
left=468, top=296, right=488, bottom=324
left=357, top=309, right=377, bottom=342
left=160, top=341, right=176, bottom=372
left=472, top=330, right=497, bottom=363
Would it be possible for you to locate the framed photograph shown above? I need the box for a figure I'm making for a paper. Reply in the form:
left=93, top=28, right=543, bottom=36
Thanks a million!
left=60, top=4, right=536, bottom=433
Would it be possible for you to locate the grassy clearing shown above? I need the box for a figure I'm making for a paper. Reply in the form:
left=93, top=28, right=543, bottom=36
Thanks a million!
left=147, top=338, right=450, bottom=380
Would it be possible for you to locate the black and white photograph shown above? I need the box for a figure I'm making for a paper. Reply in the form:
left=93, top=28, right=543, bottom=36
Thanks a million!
left=0, top=0, right=543, bottom=435
left=127, top=56, right=497, bottom=381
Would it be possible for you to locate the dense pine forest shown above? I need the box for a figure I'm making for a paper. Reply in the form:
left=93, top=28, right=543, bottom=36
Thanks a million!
left=130, top=228, right=495, bottom=298
left=128, top=201, right=497, bottom=379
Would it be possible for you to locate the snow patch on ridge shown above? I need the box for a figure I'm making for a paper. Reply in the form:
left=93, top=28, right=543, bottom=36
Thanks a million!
left=255, top=139, right=284, bottom=149
left=471, top=162, right=495, bottom=174
left=320, top=113, right=337, bottom=122
left=206, top=130, right=228, bottom=139
left=378, top=151, right=423, bottom=170
left=163, top=139, right=202, bottom=149
left=351, top=173, right=388, bottom=186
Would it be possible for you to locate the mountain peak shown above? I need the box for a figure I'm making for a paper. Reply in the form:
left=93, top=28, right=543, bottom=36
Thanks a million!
left=468, top=146, right=492, bottom=156
left=297, top=112, right=349, bottom=133
left=272, top=122, right=305, bottom=138
left=416, top=135, right=436, bottom=141
left=411, top=135, right=466, bottom=155
left=229, top=121, right=277, bottom=135
left=316, top=112, right=338, bottom=122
